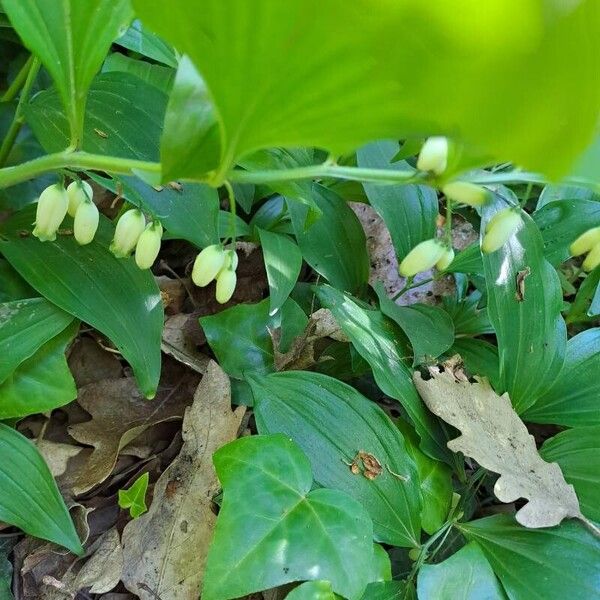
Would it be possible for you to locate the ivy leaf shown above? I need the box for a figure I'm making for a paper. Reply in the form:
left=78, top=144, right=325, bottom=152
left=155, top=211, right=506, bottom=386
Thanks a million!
left=417, top=542, right=504, bottom=600
left=250, top=370, right=422, bottom=547
left=3, top=0, right=133, bottom=145
left=203, top=434, right=374, bottom=600
left=118, top=472, right=149, bottom=519
left=459, top=515, right=600, bottom=600
left=115, top=19, right=177, bottom=68
left=414, top=362, right=586, bottom=529
left=286, top=581, right=337, bottom=600
left=0, top=424, right=82, bottom=554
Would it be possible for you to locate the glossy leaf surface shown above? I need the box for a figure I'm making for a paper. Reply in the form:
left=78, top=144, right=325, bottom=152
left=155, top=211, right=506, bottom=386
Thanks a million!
left=203, top=434, right=373, bottom=600
left=0, top=206, right=163, bottom=397
left=251, top=370, right=421, bottom=547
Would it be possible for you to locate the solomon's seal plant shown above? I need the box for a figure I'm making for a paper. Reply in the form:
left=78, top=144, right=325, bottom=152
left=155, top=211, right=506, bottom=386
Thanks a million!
left=0, top=1, right=599, bottom=599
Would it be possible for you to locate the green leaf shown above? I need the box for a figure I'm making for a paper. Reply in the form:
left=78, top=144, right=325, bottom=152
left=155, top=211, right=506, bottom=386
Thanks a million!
left=540, top=427, right=600, bottom=522
left=258, top=229, right=303, bottom=316
left=449, top=338, right=500, bottom=389
left=115, top=19, right=178, bottom=67
left=534, top=199, right=600, bottom=266
left=118, top=472, right=149, bottom=519
left=103, top=51, right=175, bottom=93
left=90, top=173, right=220, bottom=249
left=160, top=55, right=220, bottom=181
left=360, top=582, right=411, bottom=600
left=0, top=297, right=73, bottom=382
left=203, top=434, right=373, bottom=600
left=523, top=328, right=600, bottom=427
left=3, top=0, right=133, bottom=145
left=287, top=185, right=369, bottom=294
left=444, top=243, right=484, bottom=276
left=0, top=205, right=163, bottom=398
left=200, top=298, right=306, bottom=380
left=396, top=419, right=452, bottom=535
left=250, top=370, right=421, bottom=547
left=286, top=581, right=337, bottom=600
left=357, top=141, right=438, bottom=261
left=567, top=266, right=600, bottom=323
left=482, top=192, right=566, bottom=412
left=0, top=322, right=78, bottom=419
left=441, top=289, right=493, bottom=337
left=374, top=282, right=454, bottom=364
left=133, top=1, right=600, bottom=178
left=460, top=515, right=600, bottom=600
left=0, top=423, right=82, bottom=554
left=537, top=184, right=599, bottom=210
left=25, top=72, right=167, bottom=161
left=0, top=259, right=35, bottom=302
left=0, top=538, right=14, bottom=600
left=417, top=542, right=504, bottom=600
left=317, top=284, right=452, bottom=466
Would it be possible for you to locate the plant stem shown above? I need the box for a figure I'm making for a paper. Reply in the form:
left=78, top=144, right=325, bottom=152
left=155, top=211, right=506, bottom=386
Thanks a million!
left=392, top=276, right=437, bottom=301
left=0, top=57, right=40, bottom=167
left=223, top=179, right=237, bottom=244
left=0, top=151, right=161, bottom=189
left=0, top=55, right=34, bottom=103
left=444, top=200, right=453, bottom=245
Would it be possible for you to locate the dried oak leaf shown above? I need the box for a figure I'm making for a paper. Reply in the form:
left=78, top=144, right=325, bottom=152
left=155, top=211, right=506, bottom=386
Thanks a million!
left=69, top=369, right=198, bottom=495
left=121, top=361, right=245, bottom=600
left=413, top=362, right=585, bottom=529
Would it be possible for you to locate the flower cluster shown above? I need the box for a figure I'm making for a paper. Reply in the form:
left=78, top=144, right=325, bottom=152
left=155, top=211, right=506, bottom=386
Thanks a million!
left=570, top=227, right=600, bottom=271
left=481, top=208, right=521, bottom=253
left=192, top=244, right=238, bottom=304
left=33, top=181, right=98, bottom=245
left=109, top=209, right=163, bottom=270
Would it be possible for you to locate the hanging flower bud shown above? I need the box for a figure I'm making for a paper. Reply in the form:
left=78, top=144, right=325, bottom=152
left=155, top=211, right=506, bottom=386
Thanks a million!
left=215, top=268, right=237, bottom=304
left=416, top=136, right=448, bottom=175
left=435, top=247, right=455, bottom=271
left=442, top=182, right=489, bottom=207
left=109, top=209, right=145, bottom=258
left=73, top=199, right=99, bottom=245
left=570, top=226, right=600, bottom=257
left=583, top=242, right=600, bottom=272
left=135, top=221, right=163, bottom=269
left=220, top=249, right=238, bottom=272
left=32, top=183, right=68, bottom=242
left=67, top=180, right=93, bottom=217
left=399, top=238, right=446, bottom=277
left=481, top=208, right=521, bottom=253
left=191, top=244, right=226, bottom=287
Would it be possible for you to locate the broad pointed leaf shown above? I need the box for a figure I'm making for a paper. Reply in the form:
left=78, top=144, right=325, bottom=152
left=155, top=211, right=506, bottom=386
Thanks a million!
left=203, top=434, right=373, bottom=600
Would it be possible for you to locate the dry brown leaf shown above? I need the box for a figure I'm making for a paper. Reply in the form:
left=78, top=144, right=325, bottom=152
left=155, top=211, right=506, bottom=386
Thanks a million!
left=73, top=528, right=123, bottom=594
left=67, top=337, right=122, bottom=387
left=36, top=440, right=83, bottom=478
left=121, top=361, right=245, bottom=600
left=69, top=369, right=198, bottom=495
left=162, top=313, right=211, bottom=375
left=414, top=362, right=585, bottom=529
left=272, top=308, right=347, bottom=371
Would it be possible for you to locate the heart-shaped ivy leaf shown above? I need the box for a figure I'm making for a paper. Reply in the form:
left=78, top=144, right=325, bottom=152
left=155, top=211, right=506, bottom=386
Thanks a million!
left=203, top=434, right=374, bottom=600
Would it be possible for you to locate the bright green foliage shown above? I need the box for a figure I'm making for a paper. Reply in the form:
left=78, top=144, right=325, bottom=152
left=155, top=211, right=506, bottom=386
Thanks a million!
left=357, top=141, right=438, bottom=261
left=541, top=427, right=600, bottom=521
left=0, top=322, right=78, bottom=418
left=258, top=228, right=302, bottom=315
left=0, top=424, right=82, bottom=554
left=482, top=191, right=566, bottom=413
left=26, top=73, right=167, bottom=161
left=3, top=0, right=133, bottom=146
left=118, top=472, right=150, bottom=519
left=460, top=515, right=600, bottom=600
left=317, top=285, right=453, bottom=465
left=0, top=206, right=163, bottom=398
left=203, top=434, right=374, bottom=600
left=250, top=370, right=422, bottom=547
left=417, top=542, right=504, bottom=600
left=524, top=328, right=600, bottom=426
